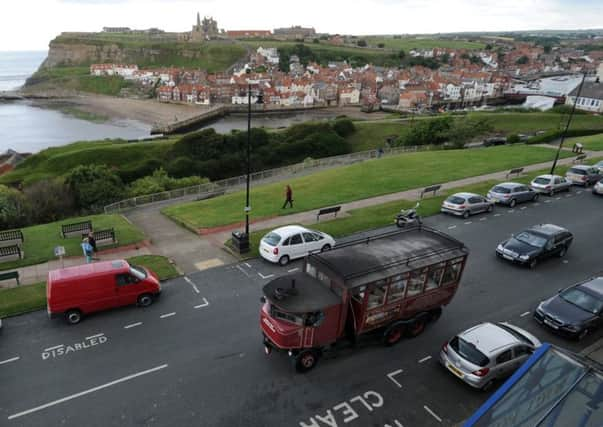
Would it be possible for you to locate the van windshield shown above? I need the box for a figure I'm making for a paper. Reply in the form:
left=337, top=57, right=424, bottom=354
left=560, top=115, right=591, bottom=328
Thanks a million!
left=130, top=265, right=147, bottom=280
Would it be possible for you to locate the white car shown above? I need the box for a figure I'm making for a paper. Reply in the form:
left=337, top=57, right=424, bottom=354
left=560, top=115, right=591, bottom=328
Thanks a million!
left=259, top=225, right=335, bottom=266
left=530, top=174, right=572, bottom=196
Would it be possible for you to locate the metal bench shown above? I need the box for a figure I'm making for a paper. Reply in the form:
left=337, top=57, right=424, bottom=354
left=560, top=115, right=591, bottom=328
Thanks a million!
left=419, top=184, right=442, bottom=199
left=316, top=206, right=341, bottom=222
left=0, top=245, right=22, bottom=263
left=573, top=154, right=587, bottom=164
left=61, top=220, right=92, bottom=238
left=506, top=167, right=525, bottom=179
left=0, top=229, right=24, bottom=248
left=0, top=270, right=19, bottom=285
left=82, top=228, right=116, bottom=248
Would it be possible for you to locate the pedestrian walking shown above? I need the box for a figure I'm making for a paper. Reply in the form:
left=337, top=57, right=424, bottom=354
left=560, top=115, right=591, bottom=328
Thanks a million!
left=282, top=184, right=293, bottom=209
left=81, top=238, right=93, bottom=264
left=87, top=231, right=99, bottom=260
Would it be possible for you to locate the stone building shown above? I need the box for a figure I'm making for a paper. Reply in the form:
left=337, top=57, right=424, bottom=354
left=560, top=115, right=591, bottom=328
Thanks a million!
left=190, top=13, right=219, bottom=41
left=273, top=25, right=316, bottom=40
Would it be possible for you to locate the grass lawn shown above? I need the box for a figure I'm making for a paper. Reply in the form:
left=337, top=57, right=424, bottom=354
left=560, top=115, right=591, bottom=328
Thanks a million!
left=365, top=37, right=484, bottom=51
left=127, top=255, right=181, bottom=281
left=471, top=112, right=603, bottom=134
left=163, top=145, right=572, bottom=230
left=0, top=214, right=146, bottom=272
left=565, top=133, right=603, bottom=151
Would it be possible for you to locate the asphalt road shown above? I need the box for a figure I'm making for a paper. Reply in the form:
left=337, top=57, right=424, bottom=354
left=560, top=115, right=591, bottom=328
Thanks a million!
left=1, top=187, right=602, bottom=427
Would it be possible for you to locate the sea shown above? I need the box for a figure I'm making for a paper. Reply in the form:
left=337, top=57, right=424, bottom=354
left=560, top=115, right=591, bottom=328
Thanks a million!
left=0, top=51, right=151, bottom=153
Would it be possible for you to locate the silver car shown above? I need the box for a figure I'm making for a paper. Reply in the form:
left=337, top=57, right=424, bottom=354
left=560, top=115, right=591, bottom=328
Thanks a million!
left=593, top=160, right=603, bottom=174
left=487, top=182, right=539, bottom=207
left=530, top=174, right=572, bottom=196
left=566, top=165, right=602, bottom=186
left=440, top=322, right=541, bottom=390
left=441, top=192, right=494, bottom=219
left=593, top=179, right=603, bottom=196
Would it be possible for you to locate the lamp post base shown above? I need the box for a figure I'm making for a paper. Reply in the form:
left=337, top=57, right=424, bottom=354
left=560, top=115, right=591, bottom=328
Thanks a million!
left=231, top=231, right=250, bottom=254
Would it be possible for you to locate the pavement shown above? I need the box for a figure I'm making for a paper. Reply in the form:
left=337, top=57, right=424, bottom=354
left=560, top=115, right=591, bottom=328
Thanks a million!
left=1, top=186, right=602, bottom=426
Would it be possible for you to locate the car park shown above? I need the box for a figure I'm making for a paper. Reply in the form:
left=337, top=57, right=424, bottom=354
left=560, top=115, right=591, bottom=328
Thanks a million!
left=441, top=192, right=494, bottom=219
left=487, top=182, right=538, bottom=207
left=495, top=224, right=573, bottom=269
left=259, top=225, right=335, bottom=266
left=440, top=322, right=541, bottom=390
left=534, top=276, right=603, bottom=340
left=530, top=174, right=572, bottom=196
left=593, top=179, right=603, bottom=196
left=565, top=165, right=602, bottom=186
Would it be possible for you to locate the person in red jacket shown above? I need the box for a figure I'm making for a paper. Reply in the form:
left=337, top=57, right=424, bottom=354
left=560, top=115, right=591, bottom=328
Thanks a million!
left=282, top=184, right=293, bottom=208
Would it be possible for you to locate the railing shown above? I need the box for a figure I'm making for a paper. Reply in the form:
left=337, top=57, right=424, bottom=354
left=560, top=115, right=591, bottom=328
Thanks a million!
left=104, top=144, right=439, bottom=213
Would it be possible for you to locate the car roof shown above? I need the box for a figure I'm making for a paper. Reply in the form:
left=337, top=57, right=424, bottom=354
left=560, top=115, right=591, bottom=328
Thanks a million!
left=269, top=225, right=311, bottom=235
left=533, top=174, right=558, bottom=180
left=460, top=322, right=520, bottom=355
left=493, top=182, right=523, bottom=188
left=529, top=223, right=568, bottom=236
left=450, top=192, right=480, bottom=198
left=569, top=165, right=592, bottom=170
left=579, top=277, right=603, bottom=297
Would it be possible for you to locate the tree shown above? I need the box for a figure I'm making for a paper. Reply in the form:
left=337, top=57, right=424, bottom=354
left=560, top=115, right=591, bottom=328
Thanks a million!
left=0, top=185, right=26, bottom=230
left=485, top=44, right=493, bottom=50
left=23, top=179, right=76, bottom=224
left=65, top=164, right=124, bottom=211
left=332, top=118, right=356, bottom=138
left=357, top=40, right=367, bottom=47
left=398, top=49, right=406, bottom=60
left=543, top=45, right=552, bottom=54
left=377, top=43, right=385, bottom=48
left=440, top=53, right=451, bottom=64
left=516, top=55, right=529, bottom=65
left=312, top=38, right=320, bottom=44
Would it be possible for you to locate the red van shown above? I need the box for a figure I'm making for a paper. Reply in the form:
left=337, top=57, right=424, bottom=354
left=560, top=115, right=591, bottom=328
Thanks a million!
left=47, top=260, right=161, bottom=324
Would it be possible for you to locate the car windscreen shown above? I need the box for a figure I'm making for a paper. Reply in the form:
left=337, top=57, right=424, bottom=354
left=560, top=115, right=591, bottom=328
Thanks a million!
left=449, top=336, right=489, bottom=367
left=130, top=265, right=147, bottom=280
left=447, top=196, right=466, bottom=204
left=533, top=177, right=550, bottom=185
left=491, top=186, right=511, bottom=194
left=560, top=288, right=603, bottom=315
left=515, top=231, right=547, bottom=248
left=568, top=168, right=586, bottom=175
left=262, top=232, right=281, bottom=246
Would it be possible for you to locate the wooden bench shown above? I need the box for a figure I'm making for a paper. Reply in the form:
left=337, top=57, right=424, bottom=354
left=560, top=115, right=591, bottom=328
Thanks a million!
left=0, top=270, right=19, bottom=285
left=316, top=206, right=341, bottom=222
left=0, top=245, right=22, bottom=263
left=61, top=220, right=92, bottom=238
left=82, top=228, right=116, bottom=248
left=0, top=229, right=24, bottom=248
left=573, top=154, right=587, bottom=164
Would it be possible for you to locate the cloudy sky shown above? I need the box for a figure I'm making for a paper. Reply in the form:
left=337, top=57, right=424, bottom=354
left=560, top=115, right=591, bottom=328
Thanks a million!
left=2, top=0, right=602, bottom=51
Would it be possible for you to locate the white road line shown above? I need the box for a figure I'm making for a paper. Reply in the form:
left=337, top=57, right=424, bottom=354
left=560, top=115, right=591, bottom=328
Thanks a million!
left=563, top=260, right=569, bottom=264
left=424, top=405, right=442, bottom=423
left=44, top=344, right=64, bottom=352
left=555, top=197, right=561, bottom=200
left=258, top=272, right=275, bottom=279
left=8, top=364, right=168, bottom=420
left=159, top=312, right=176, bottom=319
left=184, top=276, right=200, bottom=294
left=124, top=322, right=142, bottom=329
left=194, top=298, right=210, bottom=309
left=236, top=265, right=251, bottom=277
left=494, top=213, right=502, bottom=217
left=520, top=206, right=527, bottom=210
left=85, top=333, right=104, bottom=340
left=464, top=221, right=472, bottom=225
left=533, top=203, right=540, bottom=206
left=418, top=356, right=432, bottom=364
left=565, top=194, right=572, bottom=198
left=520, top=311, right=530, bottom=317
left=288, top=268, right=300, bottom=273
left=507, top=209, right=515, bottom=213
left=479, top=217, right=487, bottom=221
left=0, top=357, right=20, bottom=365
left=244, top=262, right=251, bottom=268
left=387, top=369, right=404, bottom=388
left=447, top=225, right=457, bottom=229
left=544, top=200, right=552, bottom=203
left=577, top=191, right=583, bottom=194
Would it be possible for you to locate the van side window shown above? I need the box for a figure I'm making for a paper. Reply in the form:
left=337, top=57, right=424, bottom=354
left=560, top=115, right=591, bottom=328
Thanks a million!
left=116, top=273, right=137, bottom=286
left=367, top=280, right=387, bottom=309
left=407, top=269, right=427, bottom=297
left=388, top=274, right=408, bottom=303
left=425, top=262, right=445, bottom=291
left=442, top=259, right=463, bottom=285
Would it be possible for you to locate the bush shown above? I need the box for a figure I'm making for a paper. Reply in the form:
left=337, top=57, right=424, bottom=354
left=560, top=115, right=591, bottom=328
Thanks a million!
left=332, top=118, right=356, bottom=138
left=507, top=134, right=521, bottom=144
left=0, top=185, right=27, bottom=230
left=65, top=164, right=124, bottom=211
left=527, top=129, right=603, bottom=144
left=127, top=169, right=208, bottom=197
left=23, top=179, right=76, bottom=224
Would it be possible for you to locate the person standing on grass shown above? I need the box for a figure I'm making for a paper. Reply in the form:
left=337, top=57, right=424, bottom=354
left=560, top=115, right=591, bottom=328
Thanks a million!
left=282, top=184, right=293, bottom=209
left=81, top=237, right=93, bottom=264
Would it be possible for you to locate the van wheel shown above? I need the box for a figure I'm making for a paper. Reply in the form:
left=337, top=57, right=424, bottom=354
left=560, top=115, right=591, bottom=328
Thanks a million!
left=295, top=350, right=319, bottom=373
left=383, top=325, right=404, bottom=346
left=65, top=309, right=82, bottom=325
left=406, top=318, right=426, bottom=338
left=278, top=255, right=290, bottom=266
left=137, top=293, right=153, bottom=307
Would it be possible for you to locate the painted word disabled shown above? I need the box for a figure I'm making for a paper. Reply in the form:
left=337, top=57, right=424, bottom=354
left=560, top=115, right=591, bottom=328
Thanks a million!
left=42, top=333, right=108, bottom=360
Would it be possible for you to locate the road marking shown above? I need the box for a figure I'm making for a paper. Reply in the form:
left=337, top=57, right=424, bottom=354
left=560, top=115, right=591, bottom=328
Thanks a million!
left=159, top=312, right=176, bottom=319
left=447, top=225, right=457, bottom=229
left=184, top=276, right=200, bottom=294
left=555, top=197, right=561, bottom=200
left=258, top=272, right=275, bottom=279
left=387, top=369, right=404, bottom=388
left=507, top=209, right=515, bottom=213
left=479, top=217, right=487, bottom=221
left=520, top=206, right=527, bottom=210
left=494, top=213, right=501, bottom=217
left=565, top=194, right=572, bottom=198
left=124, top=322, right=142, bottom=329
left=544, top=200, right=552, bottom=203
left=85, top=333, right=104, bottom=341
left=244, top=262, right=251, bottom=268
left=288, top=268, right=300, bottom=273
left=464, top=221, right=472, bottom=225
left=577, top=190, right=583, bottom=194
left=194, top=298, right=210, bottom=309
left=0, top=357, right=20, bottom=365
left=520, top=311, right=531, bottom=317
left=563, top=260, right=569, bottom=264
left=236, top=265, right=251, bottom=277
left=418, top=356, right=432, bottom=364
left=44, top=344, right=64, bottom=352
left=7, top=364, right=168, bottom=420
left=533, top=202, right=540, bottom=206
left=424, top=405, right=442, bottom=423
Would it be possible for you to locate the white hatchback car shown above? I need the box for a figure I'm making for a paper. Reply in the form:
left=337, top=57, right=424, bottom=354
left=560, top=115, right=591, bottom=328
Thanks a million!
left=259, top=225, right=335, bottom=266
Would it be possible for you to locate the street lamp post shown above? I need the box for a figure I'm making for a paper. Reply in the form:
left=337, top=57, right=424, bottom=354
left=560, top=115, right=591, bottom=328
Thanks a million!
left=245, top=73, right=251, bottom=238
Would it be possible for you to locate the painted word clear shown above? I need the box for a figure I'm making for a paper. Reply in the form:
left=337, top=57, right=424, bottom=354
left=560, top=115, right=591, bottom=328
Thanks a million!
left=42, top=334, right=108, bottom=360
left=299, top=390, right=384, bottom=427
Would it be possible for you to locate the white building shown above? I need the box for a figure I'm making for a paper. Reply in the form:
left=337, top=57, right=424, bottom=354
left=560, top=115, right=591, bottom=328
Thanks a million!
left=257, top=46, right=280, bottom=65
left=566, top=80, right=603, bottom=113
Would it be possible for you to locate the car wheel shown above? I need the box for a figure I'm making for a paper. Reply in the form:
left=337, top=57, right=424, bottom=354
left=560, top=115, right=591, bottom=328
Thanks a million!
left=529, top=258, right=538, bottom=269
left=321, top=244, right=331, bottom=252
left=65, top=309, right=82, bottom=325
left=383, top=325, right=404, bottom=346
left=558, top=246, right=567, bottom=258
left=578, top=328, right=590, bottom=341
left=481, top=380, right=495, bottom=392
left=549, top=189, right=555, bottom=197
left=487, top=204, right=494, bottom=213
left=137, top=293, right=153, bottom=307
left=509, top=199, right=516, bottom=208
left=462, top=210, right=470, bottom=219
left=278, top=255, right=290, bottom=266
left=406, top=318, right=426, bottom=338
left=533, top=193, right=539, bottom=202
left=295, top=350, right=319, bottom=373
left=430, top=307, right=442, bottom=322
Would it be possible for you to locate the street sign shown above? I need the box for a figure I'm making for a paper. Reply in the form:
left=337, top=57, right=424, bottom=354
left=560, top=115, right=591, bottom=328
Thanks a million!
left=54, top=246, right=66, bottom=257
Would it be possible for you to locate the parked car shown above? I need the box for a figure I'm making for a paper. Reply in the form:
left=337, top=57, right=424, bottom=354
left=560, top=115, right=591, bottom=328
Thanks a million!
left=483, top=137, right=507, bottom=147
left=487, top=182, right=539, bottom=207
left=530, top=174, right=572, bottom=196
left=259, top=225, right=335, bottom=266
left=593, top=179, right=603, bottom=196
left=565, top=165, right=602, bottom=186
left=496, top=224, right=573, bottom=269
left=441, top=192, right=494, bottom=219
left=534, top=276, right=603, bottom=340
left=47, top=260, right=161, bottom=325
left=440, top=322, right=541, bottom=390
left=593, top=160, right=603, bottom=174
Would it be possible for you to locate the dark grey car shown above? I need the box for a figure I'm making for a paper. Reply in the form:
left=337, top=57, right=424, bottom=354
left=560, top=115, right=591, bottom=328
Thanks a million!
left=487, top=182, right=539, bottom=207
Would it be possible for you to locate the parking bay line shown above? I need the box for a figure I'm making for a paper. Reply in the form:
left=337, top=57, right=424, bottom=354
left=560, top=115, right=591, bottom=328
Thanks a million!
left=520, top=311, right=531, bottom=317
left=0, top=356, right=20, bottom=366
left=447, top=225, right=457, bottom=230
left=124, top=322, right=142, bottom=329
left=236, top=265, right=251, bottom=278
left=288, top=268, right=299, bottom=273
left=159, top=312, right=176, bottom=319
left=184, top=276, right=200, bottom=294
left=494, top=213, right=501, bottom=217
left=424, top=405, right=443, bottom=423
left=387, top=369, right=404, bottom=388
left=418, top=356, right=432, bottom=364
left=464, top=221, right=472, bottom=225
left=194, top=298, right=210, bottom=309
left=258, top=272, right=275, bottom=279
left=7, top=364, right=168, bottom=420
